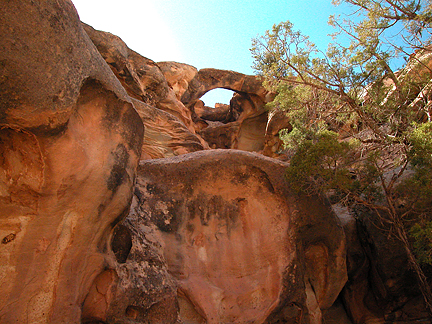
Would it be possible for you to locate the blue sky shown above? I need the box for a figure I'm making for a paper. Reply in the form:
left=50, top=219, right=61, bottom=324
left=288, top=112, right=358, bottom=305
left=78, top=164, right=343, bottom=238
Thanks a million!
left=72, top=0, right=350, bottom=105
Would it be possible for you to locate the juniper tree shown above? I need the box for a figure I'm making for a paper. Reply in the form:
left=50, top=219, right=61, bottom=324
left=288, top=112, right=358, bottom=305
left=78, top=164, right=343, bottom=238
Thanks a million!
left=251, top=0, right=432, bottom=316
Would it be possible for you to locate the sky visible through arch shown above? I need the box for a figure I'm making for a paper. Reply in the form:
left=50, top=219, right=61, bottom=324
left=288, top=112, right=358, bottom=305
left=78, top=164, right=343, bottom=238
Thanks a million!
left=72, top=0, right=351, bottom=106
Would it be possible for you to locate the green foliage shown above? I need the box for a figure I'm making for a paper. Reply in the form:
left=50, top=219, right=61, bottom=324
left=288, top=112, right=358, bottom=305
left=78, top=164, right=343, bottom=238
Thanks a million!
left=252, top=0, right=432, bottom=312
left=251, top=19, right=367, bottom=96
left=285, top=130, right=386, bottom=206
left=409, top=122, right=432, bottom=167
left=411, top=221, right=432, bottom=265
left=251, top=0, right=432, bottom=201
left=329, top=0, right=432, bottom=64
left=285, top=130, right=357, bottom=195
left=272, top=83, right=342, bottom=151
left=398, top=122, right=432, bottom=215
left=251, top=0, right=432, bottom=138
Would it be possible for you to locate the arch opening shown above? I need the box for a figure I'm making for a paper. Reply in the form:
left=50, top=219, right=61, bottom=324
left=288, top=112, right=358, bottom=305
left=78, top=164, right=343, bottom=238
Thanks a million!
left=200, top=88, right=235, bottom=108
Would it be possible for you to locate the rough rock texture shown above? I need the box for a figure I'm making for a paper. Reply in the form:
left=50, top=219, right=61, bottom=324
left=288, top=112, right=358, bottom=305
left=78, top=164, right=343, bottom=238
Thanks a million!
left=0, top=1, right=143, bottom=322
left=321, top=298, right=353, bottom=324
left=5, top=1, right=427, bottom=323
left=132, top=99, right=205, bottom=159
left=180, top=69, right=268, bottom=105
left=263, top=110, right=292, bottom=156
left=115, top=150, right=347, bottom=324
left=96, top=207, right=180, bottom=324
left=194, top=101, right=232, bottom=123
left=83, top=22, right=290, bottom=159
left=158, top=61, right=198, bottom=101
left=178, top=68, right=289, bottom=156
left=82, top=24, right=209, bottom=157
left=335, top=205, right=430, bottom=323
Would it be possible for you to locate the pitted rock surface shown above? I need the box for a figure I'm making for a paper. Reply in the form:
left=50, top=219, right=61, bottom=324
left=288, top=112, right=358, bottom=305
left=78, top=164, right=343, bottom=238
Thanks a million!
left=123, top=150, right=347, bottom=323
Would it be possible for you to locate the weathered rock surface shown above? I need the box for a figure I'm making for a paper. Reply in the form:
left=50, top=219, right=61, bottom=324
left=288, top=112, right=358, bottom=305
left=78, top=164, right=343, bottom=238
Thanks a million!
left=177, top=68, right=289, bottom=156
left=132, top=98, right=205, bottom=159
left=96, top=207, right=180, bottom=324
left=263, top=110, right=292, bottom=156
left=180, top=69, right=268, bottom=105
left=0, top=1, right=143, bottom=322
left=335, top=205, right=430, bottom=323
left=158, top=61, right=198, bottom=101
left=82, top=23, right=209, bottom=156
left=116, top=150, right=347, bottom=324
left=0, top=1, right=296, bottom=322
left=4, top=1, right=427, bottom=323
left=179, top=68, right=288, bottom=156
left=194, top=101, right=232, bottom=123
left=83, top=22, right=290, bottom=159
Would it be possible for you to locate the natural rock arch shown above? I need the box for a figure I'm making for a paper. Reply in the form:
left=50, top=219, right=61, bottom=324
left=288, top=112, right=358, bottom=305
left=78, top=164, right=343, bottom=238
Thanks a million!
left=178, top=68, right=290, bottom=155
left=180, top=68, right=268, bottom=107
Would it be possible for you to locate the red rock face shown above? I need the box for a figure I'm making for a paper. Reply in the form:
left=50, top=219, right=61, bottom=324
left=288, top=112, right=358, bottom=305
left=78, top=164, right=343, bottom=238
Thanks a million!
left=2, top=1, right=430, bottom=323
left=82, top=26, right=289, bottom=159
left=157, top=61, right=198, bottom=101
left=179, top=69, right=284, bottom=156
left=161, top=171, right=292, bottom=323
left=82, top=20, right=291, bottom=160
left=121, top=150, right=347, bottom=323
left=133, top=98, right=206, bottom=159
left=82, top=23, right=208, bottom=150
left=0, top=1, right=143, bottom=322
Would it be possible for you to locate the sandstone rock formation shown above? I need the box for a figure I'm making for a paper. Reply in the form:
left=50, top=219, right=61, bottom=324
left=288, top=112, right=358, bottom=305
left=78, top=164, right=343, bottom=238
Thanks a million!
left=158, top=61, right=199, bottom=101
left=179, top=68, right=288, bottom=156
left=2, top=1, right=429, bottom=323
left=0, top=1, right=143, bottom=322
left=110, top=150, right=347, bottom=324
left=82, top=24, right=209, bottom=159
left=83, top=25, right=289, bottom=159
left=132, top=99, right=205, bottom=159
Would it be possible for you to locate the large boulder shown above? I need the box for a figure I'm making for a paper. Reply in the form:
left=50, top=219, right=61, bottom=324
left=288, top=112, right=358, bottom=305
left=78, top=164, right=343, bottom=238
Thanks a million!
left=111, top=150, right=347, bottom=323
left=0, top=1, right=143, bottom=322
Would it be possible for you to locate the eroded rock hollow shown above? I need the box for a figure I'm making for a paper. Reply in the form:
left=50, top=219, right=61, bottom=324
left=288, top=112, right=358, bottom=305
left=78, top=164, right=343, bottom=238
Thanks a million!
left=0, top=1, right=143, bottom=322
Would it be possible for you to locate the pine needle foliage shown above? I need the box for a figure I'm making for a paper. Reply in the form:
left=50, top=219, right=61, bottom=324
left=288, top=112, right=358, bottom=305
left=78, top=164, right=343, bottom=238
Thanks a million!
left=252, top=0, right=432, bottom=315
